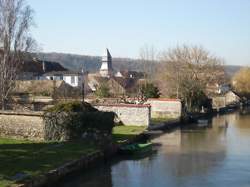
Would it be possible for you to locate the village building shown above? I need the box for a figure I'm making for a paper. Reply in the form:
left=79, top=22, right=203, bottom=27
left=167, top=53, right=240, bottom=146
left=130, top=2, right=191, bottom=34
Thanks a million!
left=206, top=83, right=231, bottom=96
left=40, top=70, right=84, bottom=88
left=18, top=58, right=67, bottom=80
left=212, top=90, right=241, bottom=110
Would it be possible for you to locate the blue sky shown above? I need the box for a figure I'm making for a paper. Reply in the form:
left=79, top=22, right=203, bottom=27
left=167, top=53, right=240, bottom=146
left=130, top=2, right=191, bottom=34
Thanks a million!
left=27, top=0, right=250, bottom=65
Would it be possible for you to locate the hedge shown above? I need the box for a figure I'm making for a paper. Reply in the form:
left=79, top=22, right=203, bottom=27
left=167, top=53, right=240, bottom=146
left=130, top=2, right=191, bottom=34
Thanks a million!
left=44, top=102, right=115, bottom=141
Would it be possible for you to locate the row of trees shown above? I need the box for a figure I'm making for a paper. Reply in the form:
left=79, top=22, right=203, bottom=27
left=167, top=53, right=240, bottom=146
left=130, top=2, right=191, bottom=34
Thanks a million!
left=0, top=0, right=35, bottom=109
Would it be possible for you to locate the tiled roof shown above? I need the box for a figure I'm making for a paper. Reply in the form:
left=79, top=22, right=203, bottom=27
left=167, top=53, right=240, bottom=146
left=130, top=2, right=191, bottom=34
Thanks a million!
left=20, top=59, right=67, bottom=74
left=43, top=70, right=83, bottom=76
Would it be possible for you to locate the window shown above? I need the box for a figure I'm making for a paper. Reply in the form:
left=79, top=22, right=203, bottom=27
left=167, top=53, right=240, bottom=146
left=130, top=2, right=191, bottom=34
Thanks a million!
left=71, top=76, right=75, bottom=84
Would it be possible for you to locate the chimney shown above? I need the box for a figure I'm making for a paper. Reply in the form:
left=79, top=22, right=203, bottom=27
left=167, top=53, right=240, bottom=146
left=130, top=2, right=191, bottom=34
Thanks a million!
left=42, top=61, right=46, bottom=72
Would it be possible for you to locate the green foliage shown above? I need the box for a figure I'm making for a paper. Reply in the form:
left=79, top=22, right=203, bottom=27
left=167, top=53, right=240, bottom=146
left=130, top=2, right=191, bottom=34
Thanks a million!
left=44, top=102, right=115, bottom=141
left=95, top=83, right=110, bottom=98
left=141, top=83, right=161, bottom=99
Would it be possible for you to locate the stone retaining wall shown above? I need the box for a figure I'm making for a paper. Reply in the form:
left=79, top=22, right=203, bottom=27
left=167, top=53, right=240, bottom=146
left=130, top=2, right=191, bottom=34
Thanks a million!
left=0, top=111, right=44, bottom=141
left=146, top=98, right=182, bottom=119
left=94, top=104, right=151, bottom=126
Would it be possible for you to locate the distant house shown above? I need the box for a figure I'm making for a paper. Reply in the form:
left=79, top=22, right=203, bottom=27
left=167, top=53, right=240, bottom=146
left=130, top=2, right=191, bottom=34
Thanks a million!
left=115, top=70, right=144, bottom=79
left=17, top=58, right=85, bottom=88
left=212, top=91, right=240, bottom=109
left=206, top=83, right=231, bottom=96
left=18, top=58, right=67, bottom=80
left=40, top=71, right=84, bottom=88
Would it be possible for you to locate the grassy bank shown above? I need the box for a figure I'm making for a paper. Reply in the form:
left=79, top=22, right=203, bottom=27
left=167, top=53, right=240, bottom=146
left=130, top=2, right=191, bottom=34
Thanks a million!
left=151, top=117, right=178, bottom=124
left=0, top=138, right=98, bottom=187
left=0, top=126, right=146, bottom=186
left=112, top=126, right=147, bottom=144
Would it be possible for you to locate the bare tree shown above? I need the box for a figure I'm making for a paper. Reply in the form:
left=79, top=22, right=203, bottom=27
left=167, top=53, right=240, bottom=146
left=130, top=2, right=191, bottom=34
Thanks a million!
left=158, top=45, right=225, bottom=112
left=0, top=0, right=35, bottom=109
left=139, top=45, right=158, bottom=82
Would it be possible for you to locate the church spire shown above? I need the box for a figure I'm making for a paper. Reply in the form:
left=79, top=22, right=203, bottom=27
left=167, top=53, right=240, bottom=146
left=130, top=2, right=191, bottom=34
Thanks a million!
left=100, top=48, right=113, bottom=77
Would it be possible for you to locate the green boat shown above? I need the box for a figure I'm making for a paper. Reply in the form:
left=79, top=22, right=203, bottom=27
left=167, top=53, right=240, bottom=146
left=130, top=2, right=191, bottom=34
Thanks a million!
left=118, top=142, right=153, bottom=155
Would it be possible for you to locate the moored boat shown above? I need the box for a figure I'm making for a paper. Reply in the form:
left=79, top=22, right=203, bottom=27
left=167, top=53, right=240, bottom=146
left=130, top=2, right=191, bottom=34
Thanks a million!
left=118, top=142, right=153, bottom=155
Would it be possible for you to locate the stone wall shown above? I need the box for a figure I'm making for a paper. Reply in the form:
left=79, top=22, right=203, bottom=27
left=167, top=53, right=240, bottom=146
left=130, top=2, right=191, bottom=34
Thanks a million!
left=0, top=111, right=44, bottom=141
left=94, top=104, right=151, bottom=126
left=146, top=98, right=182, bottom=119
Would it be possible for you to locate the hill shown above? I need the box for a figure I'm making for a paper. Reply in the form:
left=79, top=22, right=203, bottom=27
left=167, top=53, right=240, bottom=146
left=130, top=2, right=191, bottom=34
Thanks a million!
left=33, top=52, right=144, bottom=73
left=33, top=52, right=242, bottom=77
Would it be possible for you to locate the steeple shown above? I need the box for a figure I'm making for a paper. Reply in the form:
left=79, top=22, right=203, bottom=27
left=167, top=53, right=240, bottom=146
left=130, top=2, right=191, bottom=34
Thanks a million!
left=100, top=48, right=113, bottom=77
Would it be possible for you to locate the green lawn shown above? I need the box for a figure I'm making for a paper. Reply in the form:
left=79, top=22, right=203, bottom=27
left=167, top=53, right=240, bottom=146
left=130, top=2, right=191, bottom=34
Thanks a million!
left=0, top=138, right=98, bottom=187
left=151, top=117, right=177, bottom=124
left=112, top=126, right=146, bottom=144
left=0, top=126, right=146, bottom=186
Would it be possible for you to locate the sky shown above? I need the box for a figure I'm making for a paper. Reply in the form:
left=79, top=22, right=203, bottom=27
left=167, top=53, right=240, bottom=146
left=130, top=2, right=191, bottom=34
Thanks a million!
left=27, top=0, right=250, bottom=65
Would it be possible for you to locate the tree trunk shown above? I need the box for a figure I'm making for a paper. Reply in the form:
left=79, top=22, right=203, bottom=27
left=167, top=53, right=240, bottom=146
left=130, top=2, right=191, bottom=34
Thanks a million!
left=1, top=97, right=6, bottom=110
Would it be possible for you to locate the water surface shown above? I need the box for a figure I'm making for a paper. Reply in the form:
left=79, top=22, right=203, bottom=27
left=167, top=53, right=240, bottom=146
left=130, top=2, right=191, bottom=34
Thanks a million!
left=60, top=111, right=250, bottom=187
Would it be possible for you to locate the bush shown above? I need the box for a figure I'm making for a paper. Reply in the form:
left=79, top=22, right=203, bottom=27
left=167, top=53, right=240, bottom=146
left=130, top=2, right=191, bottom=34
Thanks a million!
left=141, top=83, right=161, bottom=99
left=95, top=83, right=110, bottom=98
left=44, top=102, right=115, bottom=141
left=46, top=101, right=97, bottom=113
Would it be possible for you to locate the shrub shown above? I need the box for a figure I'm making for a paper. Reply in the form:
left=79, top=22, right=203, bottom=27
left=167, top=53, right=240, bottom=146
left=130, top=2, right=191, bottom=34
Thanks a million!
left=95, top=82, right=110, bottom=98
left=141, top=83, right=161, bottom=99
left=46, top=101, right=97, bottom=113
left=44, top=102, right=115, bottom=141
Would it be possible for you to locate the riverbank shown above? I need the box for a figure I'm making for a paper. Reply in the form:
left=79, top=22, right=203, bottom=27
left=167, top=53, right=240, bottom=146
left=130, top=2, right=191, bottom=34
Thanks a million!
left=0, top=126, right=146, bottom=187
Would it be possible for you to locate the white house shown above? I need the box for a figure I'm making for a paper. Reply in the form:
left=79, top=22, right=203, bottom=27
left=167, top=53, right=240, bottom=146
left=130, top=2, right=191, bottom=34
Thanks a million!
left=40, top=71, right=84, bottom=88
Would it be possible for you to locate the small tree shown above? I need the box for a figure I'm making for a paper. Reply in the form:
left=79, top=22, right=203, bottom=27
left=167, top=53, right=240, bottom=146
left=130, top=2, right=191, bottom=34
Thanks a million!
left=95, top=82, right=110, bottom=98
left=140, top=83, right=160, bottom=99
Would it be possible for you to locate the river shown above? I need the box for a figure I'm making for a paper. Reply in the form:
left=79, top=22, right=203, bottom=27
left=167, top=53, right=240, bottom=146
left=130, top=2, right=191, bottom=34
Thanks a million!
left=59, top=110, right=250, bottom=187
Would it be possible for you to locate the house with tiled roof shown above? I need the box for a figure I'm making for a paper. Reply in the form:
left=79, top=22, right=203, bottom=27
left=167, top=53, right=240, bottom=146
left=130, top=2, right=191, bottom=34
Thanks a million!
left=18, top=58, right=67, bottom=80
left=17, top=57, right=85, bottom=88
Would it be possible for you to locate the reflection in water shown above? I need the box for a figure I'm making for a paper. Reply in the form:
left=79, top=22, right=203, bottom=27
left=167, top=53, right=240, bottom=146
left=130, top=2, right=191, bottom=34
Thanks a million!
left=59, top=112, right=250, bottom=187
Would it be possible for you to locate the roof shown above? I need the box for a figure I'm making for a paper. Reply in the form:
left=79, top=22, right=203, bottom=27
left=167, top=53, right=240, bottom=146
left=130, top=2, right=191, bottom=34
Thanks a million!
left=43, top=70, right=83, bottom=76
left=117, top=70, right=144, bottom=79
left=19, top=59, right=67, bottom=74
left=111, top=77, right=137, bottom=90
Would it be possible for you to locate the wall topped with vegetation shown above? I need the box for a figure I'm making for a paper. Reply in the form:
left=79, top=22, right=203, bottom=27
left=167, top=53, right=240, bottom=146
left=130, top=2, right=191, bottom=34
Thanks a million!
left=0, top=102, right=115, bottom=142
